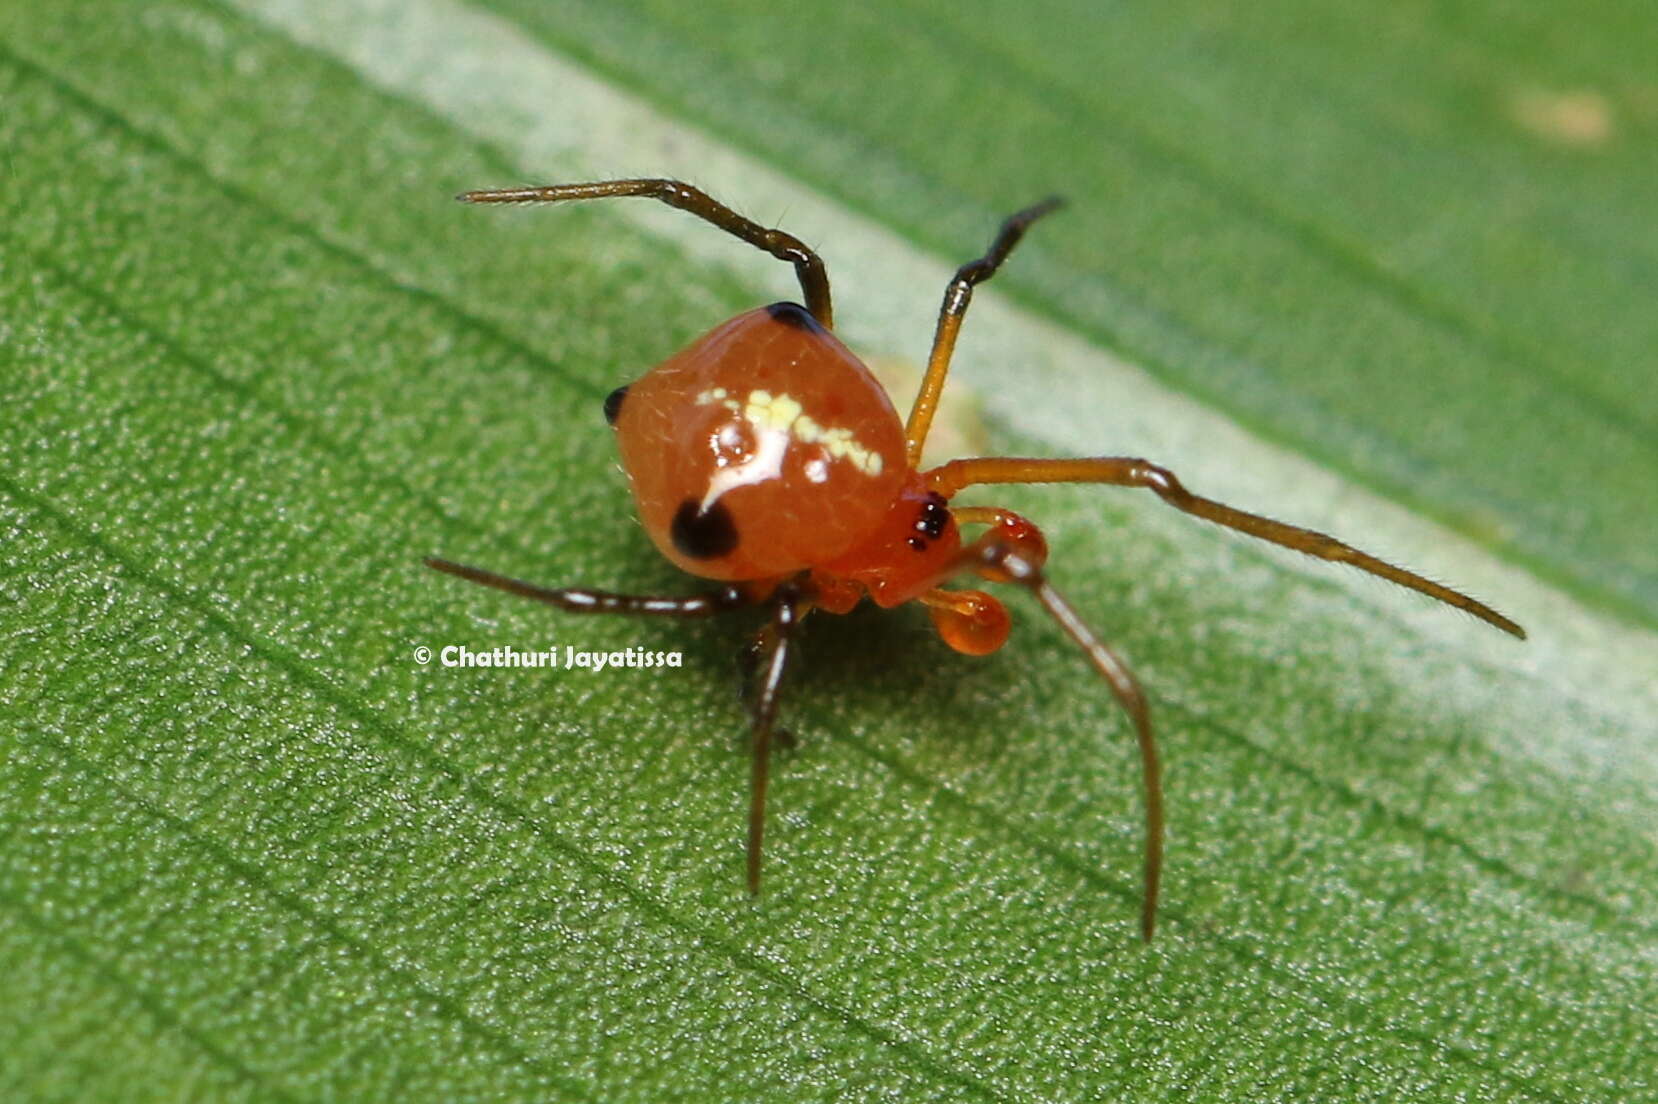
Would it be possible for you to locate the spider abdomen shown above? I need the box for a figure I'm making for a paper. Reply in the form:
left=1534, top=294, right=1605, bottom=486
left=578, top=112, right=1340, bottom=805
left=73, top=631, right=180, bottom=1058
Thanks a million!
left=611, top=303, right=907, bottom=581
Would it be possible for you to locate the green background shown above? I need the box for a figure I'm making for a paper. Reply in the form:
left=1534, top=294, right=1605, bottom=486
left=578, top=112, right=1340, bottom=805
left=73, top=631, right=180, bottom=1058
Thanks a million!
left=2, top=1, right=1652, bottom=1100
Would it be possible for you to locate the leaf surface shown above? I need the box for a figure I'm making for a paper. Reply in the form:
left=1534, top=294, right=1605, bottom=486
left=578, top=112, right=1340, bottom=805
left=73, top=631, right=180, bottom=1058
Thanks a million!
left=1, top=2, right=1653, bottom=1100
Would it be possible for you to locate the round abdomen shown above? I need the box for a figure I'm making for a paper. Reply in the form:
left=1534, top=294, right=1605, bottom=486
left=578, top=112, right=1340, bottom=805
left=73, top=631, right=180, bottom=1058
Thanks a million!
left=610, top=303, right=907, bottom=581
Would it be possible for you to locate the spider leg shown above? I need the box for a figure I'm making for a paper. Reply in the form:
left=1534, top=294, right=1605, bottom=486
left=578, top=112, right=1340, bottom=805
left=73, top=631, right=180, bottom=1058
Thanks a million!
left=904, top=197, right=1064, bottom=467
left=424, top=557, right=755, bottom=616
left=745, top=584, right=804, bottom=895
left=928, top=457, right=1525, bottom=638
left=967, top=535, right=1163, bottom=942
left=892, top=521, right=1163, bottom=940
left=736, top=625, right=798, bottom=750
left=458, top=179, right=833, bottom=327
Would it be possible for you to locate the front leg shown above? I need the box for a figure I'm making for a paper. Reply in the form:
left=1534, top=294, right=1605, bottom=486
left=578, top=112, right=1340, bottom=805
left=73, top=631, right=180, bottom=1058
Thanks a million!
left=926, top=457, right=1524, bottom=638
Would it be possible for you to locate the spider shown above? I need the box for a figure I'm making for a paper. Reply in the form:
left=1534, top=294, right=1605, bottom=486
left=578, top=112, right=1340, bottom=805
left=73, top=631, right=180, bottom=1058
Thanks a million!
left=427, top=179, right=1525, bottom=940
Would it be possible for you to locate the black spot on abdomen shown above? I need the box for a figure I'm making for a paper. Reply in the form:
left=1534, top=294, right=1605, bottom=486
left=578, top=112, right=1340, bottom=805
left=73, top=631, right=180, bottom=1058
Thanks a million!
left=765, top=301, right=824, bottom=332
left=671, top=499, right=739, bottom=559
left=603, top=384, right=629, bottom=425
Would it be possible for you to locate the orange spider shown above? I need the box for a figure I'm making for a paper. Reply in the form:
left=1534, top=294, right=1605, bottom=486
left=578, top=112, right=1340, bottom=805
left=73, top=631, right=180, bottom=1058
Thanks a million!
left=428, top=180, right=1524, bottom=940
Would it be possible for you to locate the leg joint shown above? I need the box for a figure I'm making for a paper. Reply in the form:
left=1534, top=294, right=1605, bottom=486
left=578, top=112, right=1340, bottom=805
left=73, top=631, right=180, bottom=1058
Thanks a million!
left=1127, top=459, right=1185, bottom=501
left=973, top=536, right=1046, bottom=586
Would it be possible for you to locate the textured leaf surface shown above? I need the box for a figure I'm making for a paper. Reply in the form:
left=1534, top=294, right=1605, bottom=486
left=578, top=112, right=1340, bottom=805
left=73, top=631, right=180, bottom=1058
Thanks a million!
left=2, top=1, right=1653, bottom=1101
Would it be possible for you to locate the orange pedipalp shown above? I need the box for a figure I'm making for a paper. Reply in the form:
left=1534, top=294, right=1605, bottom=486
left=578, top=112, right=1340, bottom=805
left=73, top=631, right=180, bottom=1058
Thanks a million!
left=920, top=588, right=1012, bottom=655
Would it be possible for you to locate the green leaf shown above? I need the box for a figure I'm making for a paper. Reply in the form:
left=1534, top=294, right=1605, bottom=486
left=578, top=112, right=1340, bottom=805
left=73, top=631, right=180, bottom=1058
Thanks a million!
left=1, top=2, right=1652, bottom=1101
